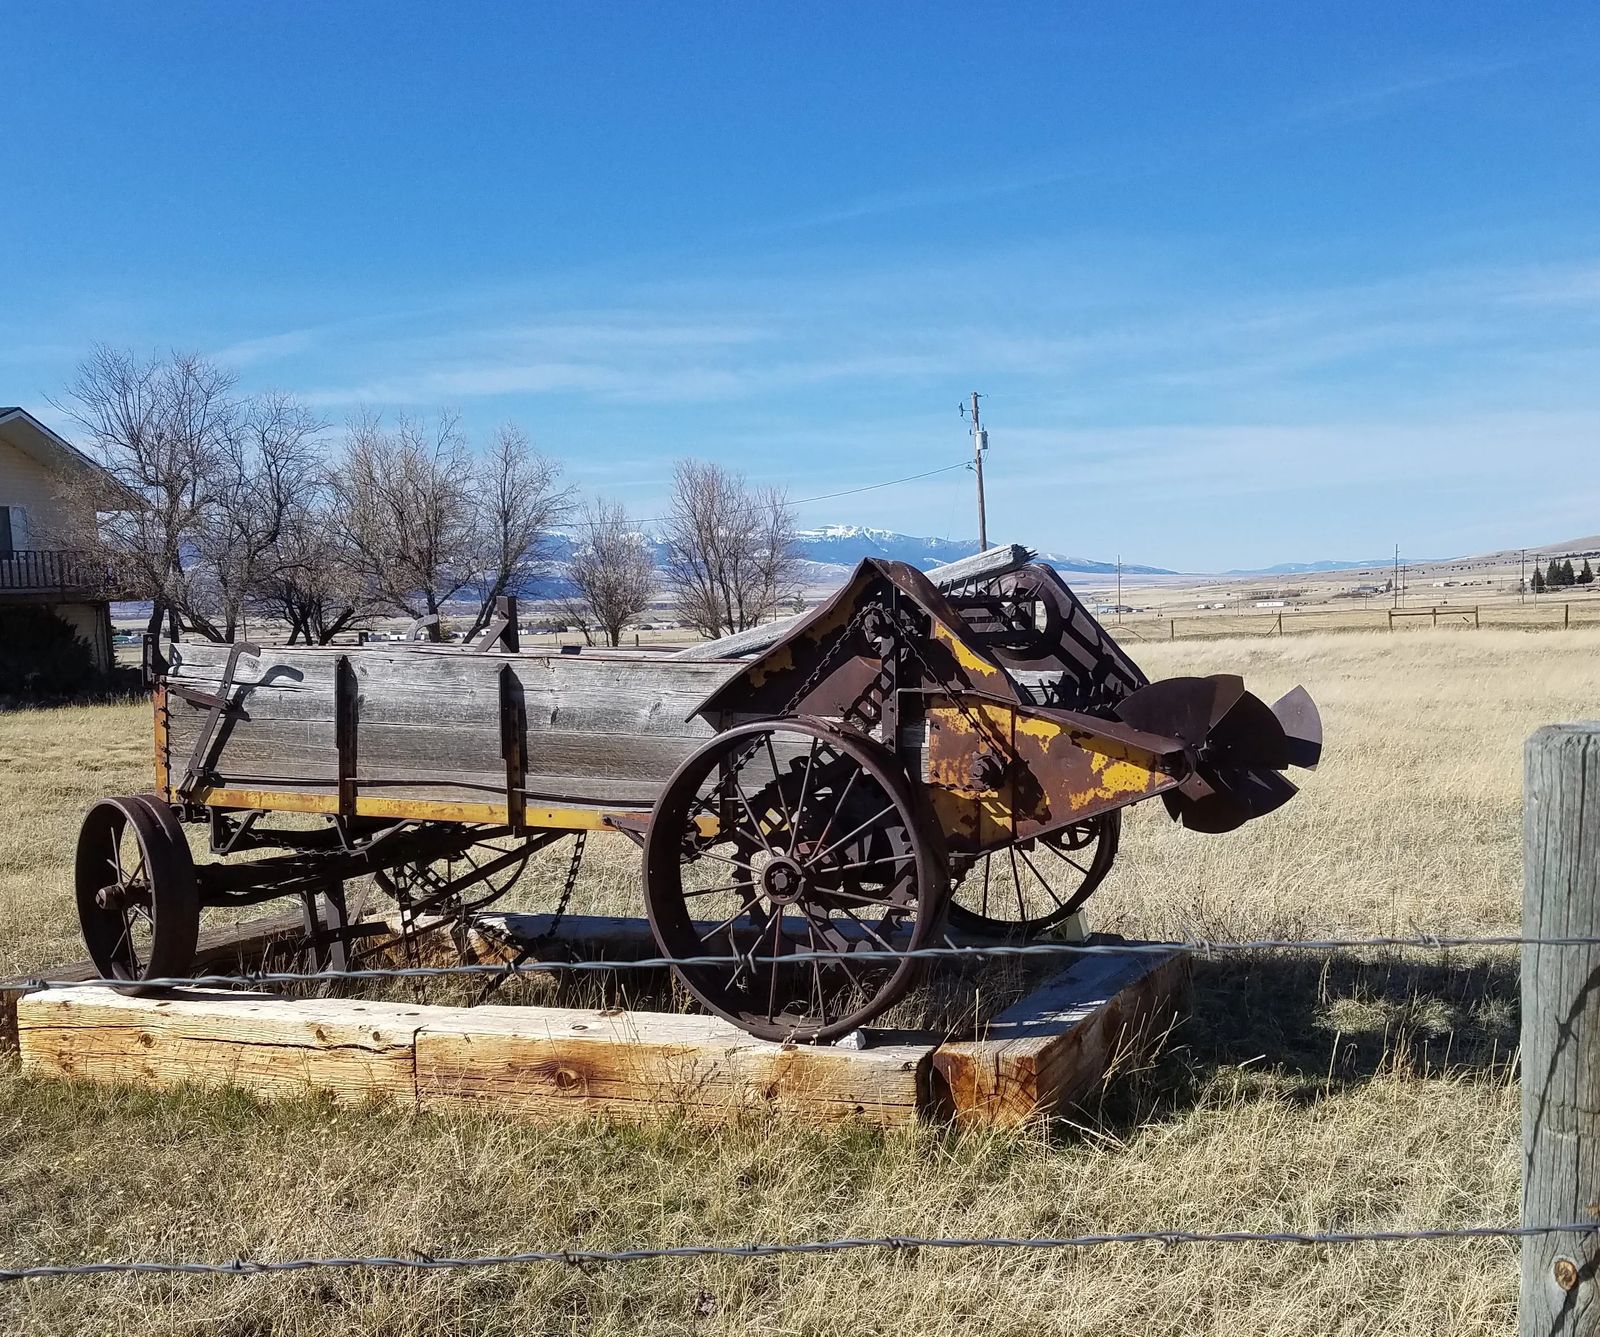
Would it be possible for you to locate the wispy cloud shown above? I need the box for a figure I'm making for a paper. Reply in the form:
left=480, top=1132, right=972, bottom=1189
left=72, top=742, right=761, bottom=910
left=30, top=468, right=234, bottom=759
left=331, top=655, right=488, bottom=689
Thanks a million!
left=1286, top=55, right=1529, bottom=125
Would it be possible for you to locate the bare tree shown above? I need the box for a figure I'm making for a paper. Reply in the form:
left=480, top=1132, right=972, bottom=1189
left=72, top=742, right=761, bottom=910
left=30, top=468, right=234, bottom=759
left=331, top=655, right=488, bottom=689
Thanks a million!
left=660, top=459, right=797, bottom=639
left=248, top=485, right=373, bottom=645
left=561, top=499, right=656, bottom=647
left=464, top=424, right=572, bottom=638
left=192, top=392, right=325, bottom=640
left=331, top=412, right=476, bottom=640
left=52, top=346, right=236, bottom=641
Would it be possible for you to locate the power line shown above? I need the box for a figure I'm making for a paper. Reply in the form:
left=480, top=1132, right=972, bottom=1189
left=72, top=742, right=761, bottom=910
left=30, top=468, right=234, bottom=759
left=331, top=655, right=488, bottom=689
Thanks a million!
left=3, top=1220, right=1593, bottom=1284
left=625, top=459, right=972, bottom=528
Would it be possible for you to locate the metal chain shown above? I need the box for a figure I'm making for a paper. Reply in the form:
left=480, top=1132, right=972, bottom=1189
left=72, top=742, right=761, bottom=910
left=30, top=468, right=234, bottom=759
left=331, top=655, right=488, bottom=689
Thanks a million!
left=538, top=831, right=586, bottom=946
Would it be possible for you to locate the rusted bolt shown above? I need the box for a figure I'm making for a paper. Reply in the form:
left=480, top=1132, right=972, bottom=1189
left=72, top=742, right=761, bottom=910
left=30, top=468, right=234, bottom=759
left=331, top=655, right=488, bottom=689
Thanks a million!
left=1554, top=1257, right=1581, bottom=1291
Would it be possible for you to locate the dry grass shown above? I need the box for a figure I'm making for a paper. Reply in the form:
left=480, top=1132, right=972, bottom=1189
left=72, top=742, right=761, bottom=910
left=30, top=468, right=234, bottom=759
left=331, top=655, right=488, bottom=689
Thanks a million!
left=3, top=627, right=1598, bottom=1334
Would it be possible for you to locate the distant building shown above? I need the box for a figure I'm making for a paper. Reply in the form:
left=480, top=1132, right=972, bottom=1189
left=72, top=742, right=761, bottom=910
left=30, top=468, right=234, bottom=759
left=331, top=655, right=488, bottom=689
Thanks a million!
left=0, top=407, right=124, bottom=669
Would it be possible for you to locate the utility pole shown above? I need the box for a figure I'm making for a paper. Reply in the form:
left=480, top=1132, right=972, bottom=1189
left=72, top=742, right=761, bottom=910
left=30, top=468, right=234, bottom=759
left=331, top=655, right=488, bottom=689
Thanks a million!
left=1393, top=545, right=1400, bottom=609
left=1520, top=547, right=1527, bottom=604
left=1116, top=555, right=1123, bottom=625
left=963, top=392, right=988, bottom=549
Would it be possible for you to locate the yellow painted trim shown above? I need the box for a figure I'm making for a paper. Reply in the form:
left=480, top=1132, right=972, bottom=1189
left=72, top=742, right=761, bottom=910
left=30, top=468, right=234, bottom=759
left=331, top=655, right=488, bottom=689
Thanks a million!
left=189, top=787, right=719, bottom=837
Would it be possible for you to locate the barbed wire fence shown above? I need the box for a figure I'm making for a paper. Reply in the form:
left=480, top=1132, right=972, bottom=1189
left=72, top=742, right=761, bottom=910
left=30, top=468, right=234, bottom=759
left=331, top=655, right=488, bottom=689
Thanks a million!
left=4, top=926, right=1598, bottom=1290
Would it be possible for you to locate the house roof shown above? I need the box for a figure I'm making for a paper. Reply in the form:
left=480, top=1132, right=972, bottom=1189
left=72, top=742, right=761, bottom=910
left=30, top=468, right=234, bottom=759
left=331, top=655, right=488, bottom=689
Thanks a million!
left=0, top=406, right=137, bottom=504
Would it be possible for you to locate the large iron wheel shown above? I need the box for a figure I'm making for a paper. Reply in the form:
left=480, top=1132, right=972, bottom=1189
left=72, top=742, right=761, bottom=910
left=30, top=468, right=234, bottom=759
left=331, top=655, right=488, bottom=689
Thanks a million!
left=75, top=794, right=200, bottom=990
left=644, top=717, right=945, bottom=1043
left=945, top=811, right=1119, bottom=938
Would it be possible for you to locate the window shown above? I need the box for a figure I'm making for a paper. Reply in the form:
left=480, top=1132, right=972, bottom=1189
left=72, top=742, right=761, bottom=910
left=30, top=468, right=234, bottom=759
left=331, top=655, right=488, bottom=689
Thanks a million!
left=0, top=507, right=12, bottom=560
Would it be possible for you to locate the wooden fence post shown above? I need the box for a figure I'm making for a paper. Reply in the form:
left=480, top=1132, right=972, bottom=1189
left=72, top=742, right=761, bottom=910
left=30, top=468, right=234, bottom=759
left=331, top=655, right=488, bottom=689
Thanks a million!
left=1522, top=723, right=1600, bottom=1335
left=1169, top=619, right=1175, bottom=640
left=1567, top=604, right=1572, bottom=631
left=1475, top=607, right=1481, bottom=630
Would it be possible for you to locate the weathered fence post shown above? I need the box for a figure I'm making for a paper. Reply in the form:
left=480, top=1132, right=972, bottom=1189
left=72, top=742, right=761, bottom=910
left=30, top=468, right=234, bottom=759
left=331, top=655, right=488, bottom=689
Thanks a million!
left=1522, top=723, right=1600, bottom=1335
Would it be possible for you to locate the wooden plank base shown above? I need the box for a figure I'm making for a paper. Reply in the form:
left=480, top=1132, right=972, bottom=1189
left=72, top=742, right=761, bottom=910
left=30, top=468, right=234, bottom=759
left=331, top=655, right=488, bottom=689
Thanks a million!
left=11, top=931, right=1184, bottom=1129
left=933, top=945, right=1191, bottom=1126
left=0, top=908, right=317, bottom=1060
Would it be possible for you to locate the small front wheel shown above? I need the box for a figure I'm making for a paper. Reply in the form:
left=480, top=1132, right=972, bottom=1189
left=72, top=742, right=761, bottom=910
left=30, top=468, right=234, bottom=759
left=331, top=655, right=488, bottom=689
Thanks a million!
left=75, top=795, right=200, bottom=989
left=644, top=717, right=945, bottom=1043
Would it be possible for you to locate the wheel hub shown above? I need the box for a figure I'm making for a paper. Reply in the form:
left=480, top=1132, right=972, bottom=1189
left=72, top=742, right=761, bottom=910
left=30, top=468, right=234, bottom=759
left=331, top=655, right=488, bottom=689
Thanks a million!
left=760, top=854, right=807, bottom=905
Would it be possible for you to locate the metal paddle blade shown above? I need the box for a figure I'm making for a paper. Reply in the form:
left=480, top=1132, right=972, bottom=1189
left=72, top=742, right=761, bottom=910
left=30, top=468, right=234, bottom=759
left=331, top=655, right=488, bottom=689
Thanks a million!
left=1271, top=685, right=1323, bottom=770
left=1113, top=676, right=1217, bottom=747
left=1180, top=768, right=1298, bottom=833
left=1206, top=685, right=1291, bottom=772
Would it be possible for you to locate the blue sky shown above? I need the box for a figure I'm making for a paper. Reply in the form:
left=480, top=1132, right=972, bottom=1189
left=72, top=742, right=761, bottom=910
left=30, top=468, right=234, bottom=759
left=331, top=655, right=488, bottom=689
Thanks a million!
left=3, top=3, right=1598, bottom=570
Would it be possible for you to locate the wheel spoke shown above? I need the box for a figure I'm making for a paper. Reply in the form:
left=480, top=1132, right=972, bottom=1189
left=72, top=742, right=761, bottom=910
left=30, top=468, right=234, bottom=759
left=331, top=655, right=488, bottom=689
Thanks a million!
left=729, top=773, right=776, bottom=856
left=789, top=737, right=819, bottom=855
left=806, top=804, right=897, bottom=870
left=679, top=881, right=754, bottom=899
left=1018, top=846, right=1068, bottom=910
left=763, top=736, right=794, bottom=839
left=764, top=909, right=785, bottom=1023
left=695, top=902, right=758, bottom=944
left=822, top=852, right=915, bottom=875
left=1044, top=839, right=1092, bottom=879
left=809, top=767, right=861, bottom=857
left=688, top=848, right=758, bottom=874
left=838, top=905, right=895, bottom=951
left=1010, top=846, right=1027, bottom=923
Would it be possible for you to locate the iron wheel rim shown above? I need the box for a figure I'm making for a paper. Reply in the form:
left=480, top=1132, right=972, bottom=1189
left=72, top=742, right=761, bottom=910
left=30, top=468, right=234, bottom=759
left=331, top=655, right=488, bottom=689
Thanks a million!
left=644, top=717, right=944, bottom=1043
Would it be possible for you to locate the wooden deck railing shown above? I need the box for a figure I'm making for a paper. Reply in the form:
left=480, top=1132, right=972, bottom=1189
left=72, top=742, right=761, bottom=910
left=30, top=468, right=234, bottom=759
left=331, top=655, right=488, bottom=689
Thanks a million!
left=0, top=549, right=104, bottom=595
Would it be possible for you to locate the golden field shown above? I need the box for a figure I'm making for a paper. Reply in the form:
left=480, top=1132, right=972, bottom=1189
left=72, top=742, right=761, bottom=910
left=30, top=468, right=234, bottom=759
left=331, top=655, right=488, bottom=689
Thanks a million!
left=2, top=627, right=1597, bottom=1335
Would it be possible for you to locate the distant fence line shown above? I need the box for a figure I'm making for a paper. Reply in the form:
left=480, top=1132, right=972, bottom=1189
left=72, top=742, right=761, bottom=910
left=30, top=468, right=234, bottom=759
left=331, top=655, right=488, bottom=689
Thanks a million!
left=1112, top=599, right=1600, bottom=642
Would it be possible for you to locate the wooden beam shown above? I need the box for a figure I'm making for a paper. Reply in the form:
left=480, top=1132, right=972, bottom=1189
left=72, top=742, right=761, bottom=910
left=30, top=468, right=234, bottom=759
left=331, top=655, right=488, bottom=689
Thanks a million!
left=1, top=907, right=316, bottom=1061
left=10, top=926, right=1187, bottom=1132
left=18, top=988, right=429, bottom=1103
left=414, top=1005, right=928, bottom=1126
left=932, top=943, right=1190, bottom=1126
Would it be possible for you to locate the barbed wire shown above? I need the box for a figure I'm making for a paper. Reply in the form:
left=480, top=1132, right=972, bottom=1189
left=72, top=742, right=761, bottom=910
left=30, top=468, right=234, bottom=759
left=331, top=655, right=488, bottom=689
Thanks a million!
left=9, top=929, right=1588, bottom=995
left=3, top=1220, right=1595, bottom=1285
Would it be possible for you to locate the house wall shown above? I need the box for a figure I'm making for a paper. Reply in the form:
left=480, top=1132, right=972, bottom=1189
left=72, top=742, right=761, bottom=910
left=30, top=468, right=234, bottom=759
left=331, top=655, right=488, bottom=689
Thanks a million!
left=42, top=602, right=114, bottom=671
left=0, top=438, right=81, bottom=547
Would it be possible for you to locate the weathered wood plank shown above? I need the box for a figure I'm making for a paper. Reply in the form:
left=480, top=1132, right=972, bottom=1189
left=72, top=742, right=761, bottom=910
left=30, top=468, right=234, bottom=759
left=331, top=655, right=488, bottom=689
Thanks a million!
left=414, top=1005, right=929, bottom=1126
left=17, top=988, right=430, bottom=1103
left=1, top=908, right=322, bottom=1062
left=931, top=944, right=1189, bottom=1126
left=165, top=645, right=729, bottom=807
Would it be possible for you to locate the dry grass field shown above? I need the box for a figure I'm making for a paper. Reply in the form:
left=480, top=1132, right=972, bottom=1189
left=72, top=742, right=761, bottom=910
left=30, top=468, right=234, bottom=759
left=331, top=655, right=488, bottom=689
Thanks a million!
left=3, top=627, right=1598, bottom=1335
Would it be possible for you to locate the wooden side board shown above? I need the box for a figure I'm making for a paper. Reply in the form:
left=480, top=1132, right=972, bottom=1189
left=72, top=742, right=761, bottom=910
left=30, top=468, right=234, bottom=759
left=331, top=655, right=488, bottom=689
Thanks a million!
left=164, top=642, right=735, bottom=809
left=11, top=937, right=1187, bottom=1129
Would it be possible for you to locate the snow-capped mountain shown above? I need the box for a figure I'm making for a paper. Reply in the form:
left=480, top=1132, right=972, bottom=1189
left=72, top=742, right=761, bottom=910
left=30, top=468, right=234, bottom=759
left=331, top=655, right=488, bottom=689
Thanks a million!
left=517, top=525, right=1173, bottom=598
left=790, top=526, right=1175, bottom=576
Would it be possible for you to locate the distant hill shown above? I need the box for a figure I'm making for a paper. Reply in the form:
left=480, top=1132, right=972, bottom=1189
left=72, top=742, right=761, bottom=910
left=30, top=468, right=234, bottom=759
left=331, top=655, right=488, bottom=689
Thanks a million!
left=1222, top=558, right=1400, bottom=576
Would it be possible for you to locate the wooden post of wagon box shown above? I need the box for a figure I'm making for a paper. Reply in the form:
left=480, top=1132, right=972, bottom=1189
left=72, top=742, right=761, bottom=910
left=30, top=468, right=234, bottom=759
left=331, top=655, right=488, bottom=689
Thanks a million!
left=1521, top=723, right=1600, bottom=1335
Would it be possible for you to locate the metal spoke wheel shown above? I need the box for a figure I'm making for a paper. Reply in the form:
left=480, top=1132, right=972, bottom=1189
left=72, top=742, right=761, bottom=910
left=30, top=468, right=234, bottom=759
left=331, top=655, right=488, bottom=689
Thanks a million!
left=75, top=794, right=200, bottom=990
left=945, top=811, right=1119, bottom=938
left=644, top=717, right=946, bottom=1043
